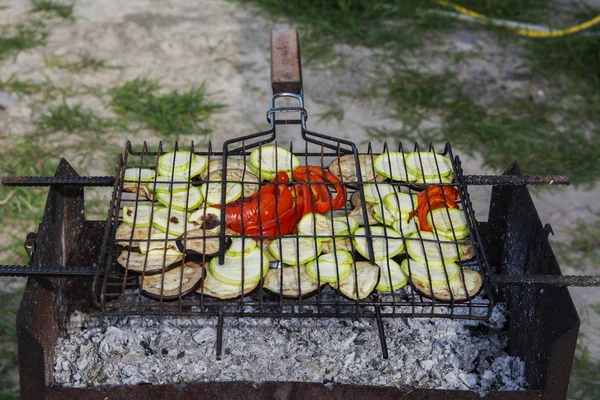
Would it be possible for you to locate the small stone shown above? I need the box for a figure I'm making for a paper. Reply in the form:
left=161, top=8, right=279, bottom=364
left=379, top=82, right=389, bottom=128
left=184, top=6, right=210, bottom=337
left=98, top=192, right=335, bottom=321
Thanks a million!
left=420, top=360, right=434, bottom=371
left=193, top=327, right=215, bottom=344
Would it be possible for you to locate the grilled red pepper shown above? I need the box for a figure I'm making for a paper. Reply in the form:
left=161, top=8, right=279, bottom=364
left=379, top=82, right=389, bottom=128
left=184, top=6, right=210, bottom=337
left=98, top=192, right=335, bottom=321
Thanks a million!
left=292, top=166, right=347, bottom=213
left=412, top=185, right=461, bottom=231
left=246, top=196, right=304, bottom=237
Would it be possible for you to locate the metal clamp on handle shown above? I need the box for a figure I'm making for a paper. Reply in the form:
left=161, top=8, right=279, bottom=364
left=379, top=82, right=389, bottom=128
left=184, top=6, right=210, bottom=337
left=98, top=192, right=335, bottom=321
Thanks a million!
left=271, top=29, right=303, bottom=95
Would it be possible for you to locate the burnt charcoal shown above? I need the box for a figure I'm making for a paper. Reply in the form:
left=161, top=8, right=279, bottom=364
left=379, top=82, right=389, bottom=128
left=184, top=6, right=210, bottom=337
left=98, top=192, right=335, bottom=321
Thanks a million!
left=177, top=351, right=185, bottom=359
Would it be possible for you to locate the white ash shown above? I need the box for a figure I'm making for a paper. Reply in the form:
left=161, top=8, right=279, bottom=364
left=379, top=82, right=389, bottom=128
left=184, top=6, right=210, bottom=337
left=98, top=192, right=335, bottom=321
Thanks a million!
left=54, top=304, right=526, bottom=395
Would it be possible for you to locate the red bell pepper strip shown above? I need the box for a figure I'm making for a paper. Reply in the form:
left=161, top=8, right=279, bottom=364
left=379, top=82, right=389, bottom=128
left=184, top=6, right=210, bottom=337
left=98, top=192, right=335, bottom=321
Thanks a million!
left=292, top=166, right=347, bottom=212
left=245, top=196, right=304, bottom=237
left=417, top=196, right=459, bottom=232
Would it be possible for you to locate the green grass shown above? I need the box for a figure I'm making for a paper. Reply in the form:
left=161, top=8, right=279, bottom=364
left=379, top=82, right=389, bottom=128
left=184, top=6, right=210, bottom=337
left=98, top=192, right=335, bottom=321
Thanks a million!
left=0, top=291, right=22, bottom=399
left=554, top=209, right=600, bottom=269
left=0, top=20, right=47, bottom=60
left=30, top=0, right=74, bottom=20
left=569, top=345, right=600, bottom=399
left=109, top=78, right=225, bottom=138
left=35, top=101, right=120, bottom=135
left=44, top=53, right=108, bottom=72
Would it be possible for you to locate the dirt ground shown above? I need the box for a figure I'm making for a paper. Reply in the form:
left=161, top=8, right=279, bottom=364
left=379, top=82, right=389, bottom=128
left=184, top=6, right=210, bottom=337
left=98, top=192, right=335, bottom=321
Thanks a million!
left=0, top=0, right=599, bottom=379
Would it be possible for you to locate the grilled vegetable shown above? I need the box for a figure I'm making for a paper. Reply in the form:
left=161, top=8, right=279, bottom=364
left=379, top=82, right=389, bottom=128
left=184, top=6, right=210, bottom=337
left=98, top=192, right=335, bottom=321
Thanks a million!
left=400, top=258, right=460, bottom=288
left=249, top=146, right=300, bottom=181
left=362, top=183, right=397, bottom=204
left=405, top=152, right=453, bottom=181
left=327, top=154, right=386, bottom=184
left=427, top=208, right=469, bottom=240
left=373, top=152, right=419, bottom=182
left=353, top=226, right=404, bottom=260
left=123, top=182, right=154, bottom=201
left=139, top=232, right=178, bottom=254
left=176, top=228, right=226, bottom=256
left=200, top=268, right=258, bottom=299
left=122, top=205, right=160, bottom=228
left=264, top=265, right=323, bottom=298
left=208, top=247, right=269, bottom=286
left=115, top=223, right=152, bottom=245
left=124, top=168, right=156, bottom=182
left=372, top=201, right=401, bottom=226
left=412, top=269, right=482, bottom=302
left=158, top=151, right=198, bottom=173
left=269, top=236, right=322, bottom=265
left=117, top=249, right=183, bottom=274
left=305, top=252, right=353, bottom=284
left=332, top=262, right=379, bottom=300
left=414, top=186, right=460, bottom=232
left=383, top=192, right=418, bottom=214
left=321, top=237, right=354, bottom=253
left=333, top=216, right=359, bottom=233
left=293, top=166, right=348, bottom=212
left=227, top=237, right=257, bottom=256
left=140, top=261, right=205, bottom=301
left=405, top=231, right=461, bottom=266
left=297, top=213, right=349, bottom=239
left=157, top=156, right=208, bottom=179
left=459, top=240, right=475, bottom=262
left=188, top=206, right=222, bottom=233
left=152, top=208, right=189, bottom=236
left=208, top=168, right=260, bottom=197
left=349, top=204, right=377, bottom=226
left=375, top=259, right=407, bottom=292
left=350, top=191, right=362, bottom=208
left=199, top=180, right=243, bottom=206
left=156, top=186, right=203, bottom=211
left=393, top=218, right=419, bottom=237
left=148, top=176, right=189, bottom=194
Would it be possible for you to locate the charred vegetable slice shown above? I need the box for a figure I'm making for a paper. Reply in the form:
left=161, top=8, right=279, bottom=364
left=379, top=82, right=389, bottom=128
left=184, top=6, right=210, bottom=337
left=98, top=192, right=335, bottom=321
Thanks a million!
left=199, top=180, right=243, bottom=205
left=248, top=146, right=300, bottom=181
left=124, top=168, right=156, bottom=182
left=405, top=231, right=461, bottom=267
left=201, top=158, right=249, bottom=179
left=152, top=208, right=189, bottom=236
left=400, top=258, right=460, bottom=288
left=208, top=169, right=260, bottom=197
left=373, top=152, right=419, bottom=182
left=353, top=226, right=404, bottom=260
left=156, top=186, right=203, bottom=211
left=412, top=269, right=482, bottom=302
left=208, top=247, right=269, bottom=286
left=405, top=152, right=453, bottom=180
left=117, top=248, right=183, bottom=274
left=116, top=223, right=151, bottom=245
left=123, top=182, right=154, bottom=201
left=139, top=232, right=178, bottom=254
left=264, top=265, right=322, bottom=298
left=349, top=204, right=377, bottom=226
left=327, top=154, right=386, bottom=184
left=375, top=259, right=407, bottom=292
left=362, top=183, right=397, bottom=204
left=268, top=236, right=323, bottom=265
left=176, top=228, right=225, bottom=256
left=350, top=191, right=362, bottom=208
left=188, top=206, right=222, bottom=233
left=305, top=254, right=353, bottom=284
left=200, top=269, right=258, bottom=299
left=321, top=237, right=354, bottom=253
left=140, top=261, right=205, bottom=301
left=333, top=262, right=379, bottom=300
left=122, top=205, right=158, bottom=228
left=158, top=151, right=197, bottom=173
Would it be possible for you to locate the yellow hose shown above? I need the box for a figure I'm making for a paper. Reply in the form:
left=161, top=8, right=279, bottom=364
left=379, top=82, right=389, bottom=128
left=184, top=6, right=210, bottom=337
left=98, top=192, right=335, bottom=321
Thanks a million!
left=438, top=0, right=600, bottom=38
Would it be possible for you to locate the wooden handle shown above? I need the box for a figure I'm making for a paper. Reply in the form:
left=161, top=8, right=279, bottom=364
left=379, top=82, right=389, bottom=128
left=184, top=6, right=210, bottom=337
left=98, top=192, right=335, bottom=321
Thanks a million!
left=270, top=29, right=303, bottom=94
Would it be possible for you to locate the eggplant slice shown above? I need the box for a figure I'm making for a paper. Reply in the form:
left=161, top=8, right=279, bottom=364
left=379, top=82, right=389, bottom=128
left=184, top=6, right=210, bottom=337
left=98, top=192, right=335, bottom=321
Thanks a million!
left=117, top=249, right=182, bottom=274
left=328, top=154, right=386, bottom=186
left=412, top=269, right=483, bottom=302
left=264, top=265, right=323, bottom=298
left=207, top=169, right=260, bottom=197
left=350, top=191, right=362, bottom=208
left=140, top=261, right=205, bottom=301
left=460, top=240, right=475, bottom=262
left=199, top=268, right=258, bottom=299
left=115, top=224, right=175, bottom=248
left=123, top=182, right=154, bottom=201
left=200, top=158, right=250, bottom=179
left=349, top=203, right=377, bottom=226
left=331, top=262, right=379, bottom=300
left=177, top=228, right=228, bottom=256
left=321, top=237, right=354, bottom=254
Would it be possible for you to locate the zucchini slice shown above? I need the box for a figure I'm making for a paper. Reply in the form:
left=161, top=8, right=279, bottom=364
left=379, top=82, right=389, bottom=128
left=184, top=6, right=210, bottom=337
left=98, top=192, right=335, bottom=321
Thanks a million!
left=400, top=258, right=460, bottom=288
left=122, top=205, right=159, bottom=228
left=117, top=248, right=183, bottom=274
left=353, top=226, right=404, bottom=260
left=405, top=231, right=461, bottom=267
left=333, top=261, right=380, bottom=300
left=124, top=168, right=156, bottom=182
left=199, top=180, right=243, bottom=206
left=140, top=261, right=205, bottom=301
left=393, top=218, right=419, bottom=237
left=264, top=265, right=322, bottom=298
left=156, top=186, right=203, bottom=211
left=139, top=232, right=178, bottom=254
left=318, top=250, right=353, bottom=265
left=372, top=202, right=401, bottom=226
left=228, top=237, right=257, bottom=256
left=148, top=176, right=189, bottom=194
left=333, top=216, right=359, bottom=233
left=152, top=208, right=189, bottom=236
left=349, top=204, right=377, bottom=226
left=268, top=236, right=323, bottom=265
left=248, top=146, right=300, bottom=181
left=373, top=152, right=419, bottom=182
left=405, top=152, right=453, bottom=179
left=383, top=192, right=418, bottom=214
left=375, top=259, right=407, bottom=292
left=328, top=154, right=386, bottom=184
left=362, top=183, right=397, bottom=204
left=158, top=151, right=197, bottom=173
left=157, top=156, right=208, bottom=179
left=208, top=169, right=260, bottom=198
left=208, top=247, right=269, bottom=286
left=321, top=237, right=354, bottom=254
left=188, top=206, right=222, bottom=233
left=412, top=268, right=482, bottom=302
left=297, top=213, right=349, bottom=239
left=427, top=208, right=469, bottom=237
left=200, top=268, right=258, bottom=299
left=305, top=255, right=353, bottom=284
left=176, top=228, right=225, bottom=256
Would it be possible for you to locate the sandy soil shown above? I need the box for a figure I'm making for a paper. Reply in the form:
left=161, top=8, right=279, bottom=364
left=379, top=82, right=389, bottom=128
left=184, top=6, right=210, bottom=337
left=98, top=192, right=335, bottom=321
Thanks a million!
left=0, top=0, right=598, bottom=368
